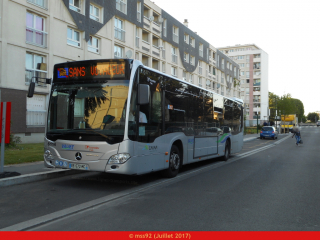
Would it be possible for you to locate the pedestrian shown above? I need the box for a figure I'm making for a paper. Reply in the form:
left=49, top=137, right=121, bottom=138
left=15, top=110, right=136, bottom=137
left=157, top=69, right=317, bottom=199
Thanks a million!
left=291, top=124, right=301, bottom=146
left=263, top=121, right=267, bottom=126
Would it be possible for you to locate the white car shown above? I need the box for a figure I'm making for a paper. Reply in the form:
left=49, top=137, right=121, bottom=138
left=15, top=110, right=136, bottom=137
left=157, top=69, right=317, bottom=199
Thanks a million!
left=317, top=120, right=320, bottom=127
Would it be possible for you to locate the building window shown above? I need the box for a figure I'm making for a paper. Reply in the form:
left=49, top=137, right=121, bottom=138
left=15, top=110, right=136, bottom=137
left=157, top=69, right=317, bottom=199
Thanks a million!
left=163, top=19, right=167, bottom=37
left=183, top=71, right=187, bottom=81
left=246, top=79, right=249, bottom=83
left=90, top=4, right=101, bottom=22
left=67, top=27, right=81, bottom=47
left=142, top=55, right=149, bottom=66
left=26, top=94, right=47, bottom=127
left=152, top=35, right=159, bottom=48
left=135, top=52, right=139, bottom=60
left=238, top=55, right=244, bottom=60
left=142, top=30, right=149, bottom=44
left=190, top=55, right=195, bottom=66
left=246, top=71, right=249, bottom=78
left=136, top=28, right=140, bottom=48
left=115, top=18, right=125, bottom=42
left=240, top=63, right=245, bottom=67
left=27, top=0, right=47, bottom=9
left=198, top=61, right=202, bottom=75
left=171, top=47, right=177, bottom=64
left=184, top=52, right=189, bottom=62
left=114, top=45, right=124, bottom=58
left=162, top=62, right=166, bottom=73
left=26, top=12, right=47, bottom=48
left=199, top=43, right=203, bottom=57
left=171, top=66, right=177, bottom=77
left=221, top=74, right=224, bottom=83
left=240, top=71, right=244, bottom=76
left=116, top=0, right=127, bottom=14
left=189, top=74, right=193, bottom=83
left=190, top=37, right=195, bottom=47
left=227, top=62, right=229, bottom=70
left=173, top=26, right=179, bottom=43
left=198, top=77, right=202, bottom=87
left=184, top=34, right=189, bottom=44
left=221, top=58, right=224, bottom=69
left=25, top=52, right=47, bottom=85
left=88, top=36, right=99, bottom=53
left=137, top=2, right=141, bottom=22
left=69, top=0, right=83, bottom=13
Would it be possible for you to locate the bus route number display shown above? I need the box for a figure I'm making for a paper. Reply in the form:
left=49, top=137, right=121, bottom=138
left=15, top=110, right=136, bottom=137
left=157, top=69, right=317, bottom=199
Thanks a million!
left=57, top=62, right=125, bottom=80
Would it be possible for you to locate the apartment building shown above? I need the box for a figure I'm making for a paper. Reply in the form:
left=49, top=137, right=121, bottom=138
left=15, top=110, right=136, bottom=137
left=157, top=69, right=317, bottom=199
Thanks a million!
left=218, top=44, right=269, bottom=124
left=0, top=0, right=240, bottom=143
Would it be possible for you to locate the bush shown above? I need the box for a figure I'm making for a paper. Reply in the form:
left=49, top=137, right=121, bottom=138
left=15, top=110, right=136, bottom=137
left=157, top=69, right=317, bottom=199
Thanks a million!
left=0, top=133, right=22, bottom=149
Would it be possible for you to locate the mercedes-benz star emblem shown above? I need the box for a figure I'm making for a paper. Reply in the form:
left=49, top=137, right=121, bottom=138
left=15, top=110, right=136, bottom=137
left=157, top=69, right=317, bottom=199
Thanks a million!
left=75, top=152, right=82, bottom=161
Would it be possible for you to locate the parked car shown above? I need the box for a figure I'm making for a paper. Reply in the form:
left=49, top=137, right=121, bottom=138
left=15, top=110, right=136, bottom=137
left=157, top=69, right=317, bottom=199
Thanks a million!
left=260, top=126, right=278, bottom=140
left=317, top=120, right=320, bottom=127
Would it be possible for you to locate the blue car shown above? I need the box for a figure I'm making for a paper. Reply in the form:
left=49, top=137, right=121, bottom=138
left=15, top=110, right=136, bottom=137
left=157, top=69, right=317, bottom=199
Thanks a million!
left=260, top=126, right=278, bottom=140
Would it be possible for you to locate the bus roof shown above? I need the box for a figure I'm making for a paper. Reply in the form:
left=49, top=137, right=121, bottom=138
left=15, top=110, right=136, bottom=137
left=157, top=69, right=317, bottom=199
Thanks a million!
left=134, top=60, right=243, bottom=104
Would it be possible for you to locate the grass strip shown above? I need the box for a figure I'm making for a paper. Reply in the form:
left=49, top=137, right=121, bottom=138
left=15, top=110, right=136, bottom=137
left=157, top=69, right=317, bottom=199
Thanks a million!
left=0, top=143, right=44, bottom=165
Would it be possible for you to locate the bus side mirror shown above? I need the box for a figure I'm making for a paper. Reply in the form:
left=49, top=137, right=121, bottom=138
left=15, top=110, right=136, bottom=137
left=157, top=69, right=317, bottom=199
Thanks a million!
left=138, top=84, right=150, bottom=105
left=27, top=82, right=35, bottom=98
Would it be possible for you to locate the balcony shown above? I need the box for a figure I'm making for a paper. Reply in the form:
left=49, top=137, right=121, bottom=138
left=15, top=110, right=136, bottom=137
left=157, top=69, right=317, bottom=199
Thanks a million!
left=253, top=91, right=260, bottom=95
left=141, top=40, right=150, bottom=52
left=253, top=99, right=260, bottom=103
left=25, top=69, right=47, bottom=87
left=151, top=21, right=161, bottom=35
left=253, top=57, right=261, bottom=62
left=253, top=107, right=261, bottom=112
left=253, top=82, right=261, bottom=86
left=143, top=16, right=150, bottom=29
left=152, top=45, right=160, bottom=57
left=253, top=115, right=261, bottom=120
left=26, top=27, right=47, bottom=48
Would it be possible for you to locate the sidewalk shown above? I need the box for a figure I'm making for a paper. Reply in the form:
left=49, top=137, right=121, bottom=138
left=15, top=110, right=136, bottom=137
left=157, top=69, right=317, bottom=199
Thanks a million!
left=243, top=133, right=260, bottom=142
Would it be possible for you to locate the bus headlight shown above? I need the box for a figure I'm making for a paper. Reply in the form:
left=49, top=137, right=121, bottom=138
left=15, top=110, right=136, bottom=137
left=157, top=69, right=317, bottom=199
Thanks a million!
left=44, top=150, right=54, bottom=160
left=108, top=153, right=131, bottom=164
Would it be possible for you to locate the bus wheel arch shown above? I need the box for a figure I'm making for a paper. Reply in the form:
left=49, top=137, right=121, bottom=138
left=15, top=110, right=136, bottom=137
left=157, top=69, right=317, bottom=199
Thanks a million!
left=162, top=140, right=183, bottom=178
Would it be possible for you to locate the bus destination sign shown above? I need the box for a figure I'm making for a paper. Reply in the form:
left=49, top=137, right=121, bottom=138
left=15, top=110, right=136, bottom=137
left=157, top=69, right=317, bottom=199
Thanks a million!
left=57, top=62, right=125, bottom=80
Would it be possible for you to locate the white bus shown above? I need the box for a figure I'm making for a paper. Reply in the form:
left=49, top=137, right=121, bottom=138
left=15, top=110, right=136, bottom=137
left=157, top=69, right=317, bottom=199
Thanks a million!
left=37, top=59, right=243, bottom=178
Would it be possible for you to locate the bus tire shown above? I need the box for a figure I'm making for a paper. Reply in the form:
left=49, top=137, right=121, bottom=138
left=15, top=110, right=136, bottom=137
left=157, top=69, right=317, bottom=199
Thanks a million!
left=162, top=145, right=181, bottom=178
left=223, top=140, right=230, bottom=161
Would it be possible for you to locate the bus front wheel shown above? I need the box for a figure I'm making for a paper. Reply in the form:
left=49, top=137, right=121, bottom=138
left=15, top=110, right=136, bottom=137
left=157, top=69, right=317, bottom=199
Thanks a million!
left=223, top=141, right=230, bottom=161
left=162, top=145, right=181, bottom=178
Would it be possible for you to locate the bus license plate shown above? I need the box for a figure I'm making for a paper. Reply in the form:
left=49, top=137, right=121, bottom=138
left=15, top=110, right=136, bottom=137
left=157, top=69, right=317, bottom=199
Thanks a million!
left=69, top=163, right=89, bottom=170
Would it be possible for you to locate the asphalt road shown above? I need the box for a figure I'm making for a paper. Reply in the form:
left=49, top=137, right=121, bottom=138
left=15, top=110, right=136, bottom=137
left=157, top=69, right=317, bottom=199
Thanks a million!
left=1, top=127, right=319, bottom=231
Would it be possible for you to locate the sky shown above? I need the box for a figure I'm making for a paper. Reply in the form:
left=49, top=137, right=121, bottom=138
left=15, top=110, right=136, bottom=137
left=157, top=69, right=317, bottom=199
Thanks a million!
left=153, top=0, right=319, bottom=115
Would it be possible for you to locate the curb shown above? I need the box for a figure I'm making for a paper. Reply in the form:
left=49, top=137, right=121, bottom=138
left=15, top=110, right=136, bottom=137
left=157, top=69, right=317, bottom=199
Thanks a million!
left=0, top=169, right=80, bottom=188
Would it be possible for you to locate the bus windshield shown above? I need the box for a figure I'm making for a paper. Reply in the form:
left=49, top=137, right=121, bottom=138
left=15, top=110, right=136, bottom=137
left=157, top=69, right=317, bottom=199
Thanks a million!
left=47, top=80, right=129, bottom=144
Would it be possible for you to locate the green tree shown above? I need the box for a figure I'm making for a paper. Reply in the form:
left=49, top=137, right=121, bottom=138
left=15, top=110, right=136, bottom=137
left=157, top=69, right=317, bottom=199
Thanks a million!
left=307, top=112, right=319, bottom=122
left=268, top=92, right=280, bottom=121
left=291, top=98, right=304, bottom=122
left=301, top=115, right=307, bottom=123
left=277, top=94, right=295, bottom=118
